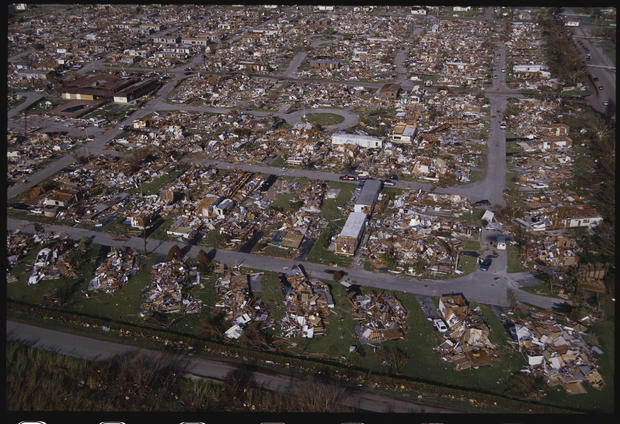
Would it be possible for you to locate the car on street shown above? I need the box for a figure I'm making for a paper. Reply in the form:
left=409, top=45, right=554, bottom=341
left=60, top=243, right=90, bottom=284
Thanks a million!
left=603, top=100, right=609, bottom=106
left=479, top=257, right=492, bottom=271
left=383, top=179, right=396, bottom=186
left=593, top=76, right=599, bottom=81
left=499, top=122, right=507, bottom=129
left=433, top=318, right=448, bottom=333
left=339, top=174, right=358, bottom=181
left=598, top=86, right=604, bottom=91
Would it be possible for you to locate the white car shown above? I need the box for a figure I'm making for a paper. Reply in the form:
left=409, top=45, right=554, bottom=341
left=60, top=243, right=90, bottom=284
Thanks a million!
left=433, top=318, right=448, bottom=333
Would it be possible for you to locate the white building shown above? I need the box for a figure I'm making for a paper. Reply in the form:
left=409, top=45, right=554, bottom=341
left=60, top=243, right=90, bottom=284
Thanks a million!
left=331, top=131, right=382, bottom=149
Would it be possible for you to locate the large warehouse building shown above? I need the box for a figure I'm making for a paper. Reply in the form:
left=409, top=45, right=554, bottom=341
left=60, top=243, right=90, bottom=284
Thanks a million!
left=60, top=73, right=158, bottom=103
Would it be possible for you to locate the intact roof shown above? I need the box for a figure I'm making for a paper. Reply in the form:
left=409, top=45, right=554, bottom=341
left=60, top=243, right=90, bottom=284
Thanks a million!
left=340, top=212, right=367, bottom=238
left=356, top=179, right=382, bottom=207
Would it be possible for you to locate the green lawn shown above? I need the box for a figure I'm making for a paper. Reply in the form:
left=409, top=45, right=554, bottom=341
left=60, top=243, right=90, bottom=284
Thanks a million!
left=149, top=217, right=174, bottom=241
left=506, top=245, right=529, bottom=273
left=600, top=40, right=615, bottom=65
left=349, top=293, right=526, bottom=393
left=130, top=165, right=188, bottom=196
left=258, top=244, right=297, bottom=259
left=304, top=113, right=345, bottom=126
left=270, top=156, right=285, bottom=167
left=67, top=253, right=158, bottom=323
left=320, top=181, right=354, bottom=220
left=270, top=192, right=301, bottom=212
left=7, top=242, right=101, bottom=306
left=306, top=223, right=352, bottom=268
left=23, top=97, right=70, bottom=115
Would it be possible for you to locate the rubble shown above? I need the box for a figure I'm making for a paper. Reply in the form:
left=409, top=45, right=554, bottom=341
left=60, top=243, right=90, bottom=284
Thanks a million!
left=279, top=265, right=334, bottom=338
left=347, top=285, right=408, bottom=344
left=214, top=264, right=271, bottom=339
left=88, top=247, right=139, bottom=293
left=507, top=310, right=605, bottom=394
left=141, top=259, right=202, bottom=314
left=434, top=294, right=499, bottom=371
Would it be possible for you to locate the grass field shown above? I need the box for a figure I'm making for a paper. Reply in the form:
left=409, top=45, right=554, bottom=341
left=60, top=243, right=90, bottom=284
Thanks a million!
left=304, top=113, right=345, bottom=126
left=506, top=245, right=529, bottom=273
left=320, top=181, right=355, bottom=220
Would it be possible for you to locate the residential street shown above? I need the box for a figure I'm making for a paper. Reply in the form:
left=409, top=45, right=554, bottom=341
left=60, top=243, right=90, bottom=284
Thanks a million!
left=6, top=9, right=571, bottom=313
left=7, top=217, right=570, bottom=310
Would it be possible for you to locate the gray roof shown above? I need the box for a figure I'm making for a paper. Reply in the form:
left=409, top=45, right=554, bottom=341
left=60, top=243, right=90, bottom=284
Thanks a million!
left=356, top=179, right=382, bottom=207
left=340, top=212, right=367, bottom=238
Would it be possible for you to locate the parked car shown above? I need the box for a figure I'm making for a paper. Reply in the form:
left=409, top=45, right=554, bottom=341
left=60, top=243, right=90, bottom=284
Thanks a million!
left=433, top=318, right=448, bottom=333
left=479, top=257, right=492, bottom=271
left=499, top=122, right=507, bottom=129
left=339, top=175, right=357, bottom=181
left=598, top=86, right=604, bottom=91
left=383, top=179, right=396, bottom=186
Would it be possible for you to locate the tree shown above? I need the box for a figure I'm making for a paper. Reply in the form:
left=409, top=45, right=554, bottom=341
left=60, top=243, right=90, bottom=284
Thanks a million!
left=221, top=366, right=254, bottom=408
left=196, top=249, right=211, bottom=271
left=377, top=346, right=408, bottom=374
left=167, top=245, right=183, bottom=262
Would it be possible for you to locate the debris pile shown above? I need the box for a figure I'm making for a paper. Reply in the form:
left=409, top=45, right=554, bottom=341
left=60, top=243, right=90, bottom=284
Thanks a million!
left=214, top=264, right=271, bottom=339
left=347, top=286, right=408, bottom=344
left=141, top=259, right=202, bottom=314
left=434, top=294, right=498, bottom=370
left=508, top=311, right=605, bottom=394
left=279, top=265, right=334, bottom=338
left=88, top=247, right=139, bottom=293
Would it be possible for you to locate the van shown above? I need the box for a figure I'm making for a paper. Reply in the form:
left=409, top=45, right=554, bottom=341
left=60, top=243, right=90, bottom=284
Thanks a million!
left=497, top=235, right=506, bottom=250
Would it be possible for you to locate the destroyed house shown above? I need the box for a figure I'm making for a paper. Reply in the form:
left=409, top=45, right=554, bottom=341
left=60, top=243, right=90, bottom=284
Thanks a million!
left=438, top=294, right=468, bottom=328
left=42, top=189, right=76, bottom=208
left=550, top=207, right=603, bottom=230
left=391, top=123, right=417, bottom=144
left=309, top=58, right=340, bottom=70
left=378, top=83, right=401, bottom=100
left=354, top=179, right=382, bottom=215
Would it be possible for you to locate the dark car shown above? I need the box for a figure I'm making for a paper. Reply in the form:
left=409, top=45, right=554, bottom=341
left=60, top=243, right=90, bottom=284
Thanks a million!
left=479, top=257, right=492, bottom=271
left=474, top=199, right=491, bottom=207
left=10, top=202, right=29, bottom=210
left=389, top=174, right=399, bottom=181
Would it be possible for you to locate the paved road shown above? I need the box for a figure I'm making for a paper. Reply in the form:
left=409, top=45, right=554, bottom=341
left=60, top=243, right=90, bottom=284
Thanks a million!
left=436, top=42, right=522, bottom=207
left=562, top=9, right=616, bottom=113
left=281, top=50, right=307, bottom=79
left=6, top=320, right=459, bottom=413
left=7, top=218, right=570, bottom=310
left=7, top=91, right=43, bottom=119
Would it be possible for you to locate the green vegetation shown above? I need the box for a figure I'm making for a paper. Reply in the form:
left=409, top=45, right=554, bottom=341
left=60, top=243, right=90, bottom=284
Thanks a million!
left=23, top=97, right=70, bottom=115
left=304, top=113, right=345, bottom=126
left=149, top=217, right=174, bottom=241
left=539, top=11, right=588, bottom=86
left=6, top=342, right=350, bottom=412
left=270, top=192, right=302, bottom=212
left=270, top=155, right=285, bottom=167
left=8, top=95, right=27, bottom=109
left=130, top=165, right=188, bottom=196
left=507, top=245, right=529, bottom=273
left=320, top=181, right=354, bottom=220
left=259, top=245, right=296, bottom=259
left=306, top=223, right=352, bottom=267
left=7, top=242, right=101, bottom=307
